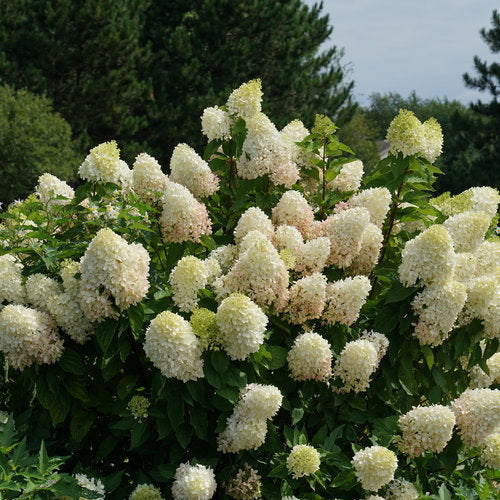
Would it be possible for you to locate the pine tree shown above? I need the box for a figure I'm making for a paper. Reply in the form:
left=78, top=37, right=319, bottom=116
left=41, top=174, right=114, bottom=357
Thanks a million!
left=140, top=0, right=356, bottom=164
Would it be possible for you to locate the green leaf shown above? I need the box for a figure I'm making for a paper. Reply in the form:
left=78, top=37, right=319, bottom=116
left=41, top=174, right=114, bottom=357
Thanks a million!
left=291, top=408, right=304, bottom=425
left=130, top=421, right=148, bottom=449
left=38, top=441, right=49, bottom=475
left=0, top=414, right=16, bottom=449
left=267, top=345, right=287, bottom=370
left=211, top=350, right=229, bottom=374
left=439, top=483, right=452, bottom=500
left=190, top=408, right=208, bottom=440
left=117, top=374, right=138, bottom=400
left=58, top=347, right=85, bottom=375
left=49, top=393, right=71, bottom=426
left=128, top=304, right=144, bottom=337
left=422, top=345, right=434, bottom=370
left=167, top=397, right=184, bottom=430
left=175, top=424, right=193, bottom=449
left=385, top=282, right=418, bottom=304
left=96, top=319, right=116, bottom=355
left=70, top=411, right=95, bottom=442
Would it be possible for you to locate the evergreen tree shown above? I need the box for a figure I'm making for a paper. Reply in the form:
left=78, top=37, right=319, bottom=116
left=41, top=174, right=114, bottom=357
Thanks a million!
left=141, top=0, right=356, bottom=164
left=0, top=0, right=151, bottom=157
left=456, top=9, right=500, bottom=193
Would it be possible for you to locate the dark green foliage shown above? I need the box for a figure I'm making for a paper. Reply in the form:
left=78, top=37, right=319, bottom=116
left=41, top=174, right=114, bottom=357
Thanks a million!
left=0, top=115, right=497, bottom=498
left=0, top=0, right=355, bottom=166
left=0, top=0, right=151, bottom=157
left=0, top=414, right=100, bottom=498
left=0, top=85, right=79, bottom=205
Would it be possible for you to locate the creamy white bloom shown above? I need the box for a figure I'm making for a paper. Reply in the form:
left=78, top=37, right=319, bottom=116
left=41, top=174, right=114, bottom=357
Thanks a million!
left=330, top=160, right=364, bottom=192
left=79, top=228, right=150, bottom=321
left=387, top=110, right=443, bottom=163
left=217, top=384, right=282, bottom=453
left=296, top=237, right=331, bottom=275
left=75, top=473, right=105, bottom=500
left=352, top=446, right=398, bottom=492
left=223, top=232, right=289, bottom=309
left=286, top=444, right=321, bottom=478
left=144, top=311, right=203, bottom=382
left=323, top=276, right=371, bottom=326
left=398, top=405, right=455, bottom=456
left=359, top=330, right=389, bottom=362
left=35, top=173, right=74, bottom=209
left=366, top=496, right=385, bottom=500
left=479, top=432, right=500, bottom=469
left=469, top=186, right=500, bottom=219
left=160, top=180, right=212, bottom=243
left=348, top=223, right=383, bottom=275
left=216, top=293, right=268, bottom=360
left=323, top=207, right=371, bottom=268
left=169, top=256, right=209, bottom=312
left=470, top=353, right=500, bottom=388
left=47, top=270, right=93, bottom=344
left=333, top=339, right=379, bottom=393
left=25, top=274, right=62, bottom=313
left=398, top=225, right=455, bottom=287
left=0, top=255, right=26, bottom=305
left=385, top=479, right=419, bottom=500
left=475, top=240, right=500, bottom=279
left=443, top=211, right=491, bottom=253
left=460, top=276, right=496, bottom=325
left=237, top=113, right=299, bottom=188
left=421, top=117, right=444, bottom=163
left=411, top=281, right=467, bottom=346
left=172, top=463, right=216, bottom=500
left=227, top=79, right=263, bottom=119
left=349, top=188, right=391, bottom=228
left=275, top=225, right=303, bottom=255
left=201, top=105, right=232, bottom=141
left=79, top=140, right=131, bottom=188
left=132, top=153, right=167, bottom=206
left=287, top=331, right=332, bottom=381
left=170, top=143, right=219, bottom=199
left=208, top=244, right=238, bottom=274
left=129, top=483, right=164, bottom=500
left=386, top=109, right=424, bottom=158
left=272, top=191, right=315, bottom=237
left=451, top=388, right=500, bottom=448
left=217, top=418, right=268, bottom=454
left=281, top=119, right=311, bottom=166
left=234, top=207, right=275, bottom=244
left=286, top=273, right=327, bottom=324
left=453, top=252, right=476, bottom=284
left=0, top=305, right=63, bottom=370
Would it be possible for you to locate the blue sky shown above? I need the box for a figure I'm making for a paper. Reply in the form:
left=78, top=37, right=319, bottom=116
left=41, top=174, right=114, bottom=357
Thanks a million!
left=306, top=0, right=498, bottom=104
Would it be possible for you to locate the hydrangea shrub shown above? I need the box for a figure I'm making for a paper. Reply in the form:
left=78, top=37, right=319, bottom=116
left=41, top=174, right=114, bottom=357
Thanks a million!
left=0, top=81, right=499, bottom=499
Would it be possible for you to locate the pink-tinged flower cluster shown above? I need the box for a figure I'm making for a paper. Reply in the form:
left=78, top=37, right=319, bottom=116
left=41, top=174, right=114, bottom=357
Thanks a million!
left=0, top=304, right=63, bottom=370
left=286, top=273, right=327, bottom=324
left=222, top=232, right=289, bottom=310
left=287, top=331, right=332, bottom=381
left=170, top=143, right=219, bottom=199
left=79, top=228, right=150, bottom=322
left=323, top=276, right=371, bottom=326
left=160, top=180, right=212, bottom=243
